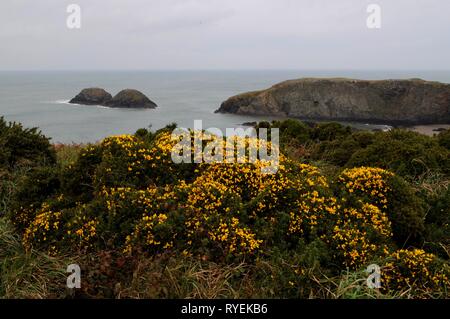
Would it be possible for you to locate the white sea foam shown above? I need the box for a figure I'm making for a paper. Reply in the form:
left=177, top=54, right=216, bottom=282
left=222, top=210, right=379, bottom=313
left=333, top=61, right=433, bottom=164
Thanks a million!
left=55, top=99, right=71, bottom=105
left=53, top=99, right=111, bottom=109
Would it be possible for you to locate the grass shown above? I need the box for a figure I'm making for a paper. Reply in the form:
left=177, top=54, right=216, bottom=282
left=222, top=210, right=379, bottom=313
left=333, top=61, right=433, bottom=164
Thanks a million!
left=0, top=167, right=26, bottom=217
left=0, top=217, right=74, bottom=299
left=53, top=143, right=84, bottom=168
left=0, top=218, right=387, bottom=300
left=117, top=256, right=248, bottom=299
left=0, top=216, right=442, bottom=299
left=413, top=170, right=450, bottom=197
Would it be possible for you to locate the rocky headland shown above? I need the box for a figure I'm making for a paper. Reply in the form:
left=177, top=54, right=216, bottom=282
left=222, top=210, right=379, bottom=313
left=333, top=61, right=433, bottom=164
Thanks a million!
left=216, top=78, right=450, bottom=125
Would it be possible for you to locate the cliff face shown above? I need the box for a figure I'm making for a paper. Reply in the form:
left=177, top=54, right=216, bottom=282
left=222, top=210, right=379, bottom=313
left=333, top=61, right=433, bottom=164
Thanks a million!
left=216, top=78, right=450, bottom=125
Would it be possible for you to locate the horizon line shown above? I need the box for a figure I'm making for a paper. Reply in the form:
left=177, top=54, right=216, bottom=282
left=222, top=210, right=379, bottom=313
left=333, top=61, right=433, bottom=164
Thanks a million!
left=1, top=68, right=450, bottom=72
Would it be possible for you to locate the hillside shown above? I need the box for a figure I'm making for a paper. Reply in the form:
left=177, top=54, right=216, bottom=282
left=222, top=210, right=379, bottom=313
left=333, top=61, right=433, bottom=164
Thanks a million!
left=1, top=117, right=449, bottom=299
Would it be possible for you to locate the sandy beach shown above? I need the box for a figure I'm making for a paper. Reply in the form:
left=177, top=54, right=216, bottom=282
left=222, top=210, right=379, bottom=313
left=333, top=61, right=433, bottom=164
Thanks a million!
left=406, top=124, right=450, bottom=136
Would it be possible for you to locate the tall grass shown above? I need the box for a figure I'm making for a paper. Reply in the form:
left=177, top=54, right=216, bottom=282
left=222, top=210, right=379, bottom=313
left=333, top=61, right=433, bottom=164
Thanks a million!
left=0, top=219, right=440, bottom=299
left=54, top=143, right=84, bottom=168
left=0, top=217, right=73, bottom=299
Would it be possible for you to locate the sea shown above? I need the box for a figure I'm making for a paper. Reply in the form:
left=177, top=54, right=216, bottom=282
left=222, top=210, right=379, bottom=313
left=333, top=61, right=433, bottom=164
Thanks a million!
left=1, top=70, right=449, bottom=144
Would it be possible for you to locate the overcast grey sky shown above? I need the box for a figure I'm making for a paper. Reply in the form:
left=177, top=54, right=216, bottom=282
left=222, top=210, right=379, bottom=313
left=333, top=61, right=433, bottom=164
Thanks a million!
left=1, top=0, right=449, bottom=70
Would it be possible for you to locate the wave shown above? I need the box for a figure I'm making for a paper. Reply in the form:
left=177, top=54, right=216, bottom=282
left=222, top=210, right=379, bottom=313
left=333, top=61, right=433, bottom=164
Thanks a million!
left=54, top=99, right=71, bottom=105
left=53, top=99, right=111, bottom=109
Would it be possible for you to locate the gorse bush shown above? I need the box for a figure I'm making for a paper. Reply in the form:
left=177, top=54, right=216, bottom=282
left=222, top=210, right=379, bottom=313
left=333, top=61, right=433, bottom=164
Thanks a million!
left=2, top=119, right=449, bottom=298
left=0, top=117, right=56, bottom=218
left=264, top=119, right=450, bottom=178
left=314, top=129, right=450, bottom=178
left=6, top=122, right=448, bottom=297
left=383, top=249, right=450, bottom=294
left=337, top=167, right=426, bottom=245
left=9, top=166, right=61, bottom=231
left=0, top=117, right=55, bottom=170
left=345, top=130, right=450, bottom=177
left=438, top=129, right=450, bottom=150
left=311, top=131, right=375, bottom=166
left=423, top=187, right=450, bottom=258
left=270, top=120, right=353, bottom=145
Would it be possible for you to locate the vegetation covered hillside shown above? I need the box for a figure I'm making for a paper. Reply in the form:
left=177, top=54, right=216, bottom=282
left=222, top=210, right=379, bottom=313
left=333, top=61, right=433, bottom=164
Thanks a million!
left=1, top=117, right=449, bottom=299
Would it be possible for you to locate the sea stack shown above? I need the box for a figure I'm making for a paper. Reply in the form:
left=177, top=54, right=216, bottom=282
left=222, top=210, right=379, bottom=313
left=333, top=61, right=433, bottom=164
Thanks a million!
left=69, top=88, right=157, bottom=109
left=106, top=89, right=157, bottom=109
left=69, top=88, right=112, bottom=105
left=216, top=78, right=450, bottom=125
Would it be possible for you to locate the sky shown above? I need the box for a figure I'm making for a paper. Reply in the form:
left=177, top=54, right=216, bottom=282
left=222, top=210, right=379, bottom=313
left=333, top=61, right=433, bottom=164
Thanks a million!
left=0, top=0, right=449, bottom=70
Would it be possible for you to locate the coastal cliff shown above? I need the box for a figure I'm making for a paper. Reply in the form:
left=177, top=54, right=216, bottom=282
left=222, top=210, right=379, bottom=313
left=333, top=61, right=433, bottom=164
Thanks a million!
left=216, top=78, right=450, bottom=125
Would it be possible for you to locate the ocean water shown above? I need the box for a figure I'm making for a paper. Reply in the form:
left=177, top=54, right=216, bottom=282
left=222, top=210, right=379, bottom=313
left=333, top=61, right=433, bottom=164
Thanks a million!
left=0, top=70, right=449, bottom=144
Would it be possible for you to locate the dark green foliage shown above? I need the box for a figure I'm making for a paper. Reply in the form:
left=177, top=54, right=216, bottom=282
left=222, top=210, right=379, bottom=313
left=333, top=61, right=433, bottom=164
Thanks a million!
left=308, top=129, right=449, bottom=178
left=134, top=128, right=149, bottom=139
left=270, top=119, right=352, bottom=146
left=0, top=116, right=56, bottom=170
left=311, top=131, right=375, bottom=166
left=310, top=122, right=352, bottom=142
left=266, top=119, right=450, bottom=178
left=256, top=121, right=271, bottom=129
left=11, top=166, right=61, bottom=211
left=346, top=130, right=450, bottom=177
left=423, top=187, right=450, bottom=258
left=61, top=144, right=102, bottom=203
left=0, top=116, right=58, bottom=224
left=6, top=166, right=61, bottom=231
left=438, top=130, right=450, bottom=150
left=136, top=123, right=178, bottom=144
left=385, top=175, right=426, bottom=245
left=249, top=241, right=333, bottom=298
left=271, top=119, right=311, bottom=145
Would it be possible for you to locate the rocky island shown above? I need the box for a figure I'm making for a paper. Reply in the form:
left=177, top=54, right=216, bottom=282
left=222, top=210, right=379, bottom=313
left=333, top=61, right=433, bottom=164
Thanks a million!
left=70, top=88, right=157, bottom=109
left=216, top=78, right=450, bottom=125
left=69, top=88, right=112, bottom=105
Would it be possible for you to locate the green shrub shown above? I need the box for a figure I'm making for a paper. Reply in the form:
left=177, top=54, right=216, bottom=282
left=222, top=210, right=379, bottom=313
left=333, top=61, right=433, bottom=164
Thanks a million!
left=308, top=128, right=450, bottom=178
left=336, top=167, right=426, bottom=246
left=256, top=121, right=271, bottom=129
left=385, top=175, right=426, bottom=245
left=423, top=187, right=450, bottom=258
left=309, top=131, right=374, bottom=166
left=248, top=241, right=333, bottom=298
left=4, top=119, right=448, bottom=298
left=438, top=129, right=450, bottom=150
left=383, top=249, right=450, bottom=295
left=346, top=130, right=449, bottom=177
left=61, top=144, right=102, bottom=202
left=271, top=119, right=311, bottom=145
left=8, top=166, right=61, bottom=231
left=310, top=122, right=352, bottom=142
left=54, top=144, right=83, bottom=168
left=269, top=120, right=353, bottom=146
left=0, top=117, right=56, bottom=170
left=252, top=120, right=449, bottom=179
